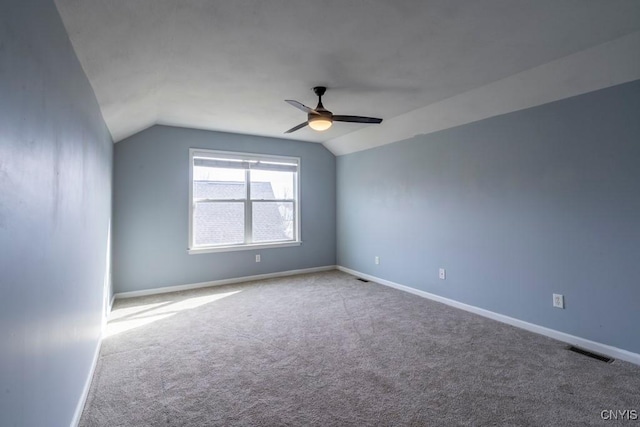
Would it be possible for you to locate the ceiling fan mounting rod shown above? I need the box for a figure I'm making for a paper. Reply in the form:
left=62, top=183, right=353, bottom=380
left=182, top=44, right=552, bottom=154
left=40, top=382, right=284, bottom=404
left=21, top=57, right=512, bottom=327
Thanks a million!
left=313, top=86, right=328, bottom=110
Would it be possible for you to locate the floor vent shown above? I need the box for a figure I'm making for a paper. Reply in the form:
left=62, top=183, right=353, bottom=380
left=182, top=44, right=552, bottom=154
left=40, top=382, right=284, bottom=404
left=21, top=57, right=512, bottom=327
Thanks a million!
left=356, top=278, right=370, bottom=283
left=567, top=346, right=614, bottom=363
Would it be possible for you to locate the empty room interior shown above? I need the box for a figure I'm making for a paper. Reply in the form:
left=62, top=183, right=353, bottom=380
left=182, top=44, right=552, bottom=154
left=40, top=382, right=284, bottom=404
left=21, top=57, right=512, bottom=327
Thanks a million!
left=2, top=1, right=640, bottom=426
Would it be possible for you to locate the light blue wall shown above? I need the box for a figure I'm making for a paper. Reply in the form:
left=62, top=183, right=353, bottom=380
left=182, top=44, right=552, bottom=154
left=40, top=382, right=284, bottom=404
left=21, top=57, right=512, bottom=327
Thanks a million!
left=0, top=1, right=113, bottom=426
left=113, top=125, right=336, bottom=293
left=337, top=80, right=640, bottom=354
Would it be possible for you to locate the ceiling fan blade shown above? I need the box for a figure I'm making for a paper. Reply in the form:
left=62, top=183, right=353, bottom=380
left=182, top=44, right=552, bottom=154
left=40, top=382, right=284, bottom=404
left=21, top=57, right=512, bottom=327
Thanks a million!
left=333, top=115, right=383, bottom=124
left=285, top=100, right=318, bottom=114
left=284, top=121, right=309, bottom=134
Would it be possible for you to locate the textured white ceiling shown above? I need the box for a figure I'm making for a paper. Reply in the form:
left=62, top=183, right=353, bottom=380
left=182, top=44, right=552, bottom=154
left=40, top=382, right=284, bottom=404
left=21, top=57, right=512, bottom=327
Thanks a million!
left=54, top=0, right=640, bottom=149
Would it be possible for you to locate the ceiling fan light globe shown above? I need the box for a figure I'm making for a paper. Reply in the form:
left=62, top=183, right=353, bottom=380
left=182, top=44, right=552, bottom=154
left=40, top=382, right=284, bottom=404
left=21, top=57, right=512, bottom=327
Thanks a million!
left=308, top=117, right=332, bottom=131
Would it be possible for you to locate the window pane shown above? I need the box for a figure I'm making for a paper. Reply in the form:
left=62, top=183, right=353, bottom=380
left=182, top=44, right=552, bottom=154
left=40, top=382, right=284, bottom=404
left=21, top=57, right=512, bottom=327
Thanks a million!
left=250, top=170, right=294, bottom=200
left=252, top=202, right=294, bottom=242
left=194, top=202, right=244, bottom=246
left=193, top=166, right=245, bottom=200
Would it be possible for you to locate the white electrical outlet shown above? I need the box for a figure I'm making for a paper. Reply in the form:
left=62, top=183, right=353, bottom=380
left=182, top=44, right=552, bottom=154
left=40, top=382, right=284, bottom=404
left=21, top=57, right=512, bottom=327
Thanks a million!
left=374, top=256, right=380, bottom=265
left=553, top=293, right=564, bottom=309
left=255, top=254, right=261, bottom=263
left=439, top=268, right=446, bottom=280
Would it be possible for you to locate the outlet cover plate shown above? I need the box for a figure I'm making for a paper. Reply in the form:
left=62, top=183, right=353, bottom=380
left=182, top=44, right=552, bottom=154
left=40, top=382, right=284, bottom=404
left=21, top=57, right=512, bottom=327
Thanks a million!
left=553, top=293, right=564, bottom=309
left=439, top=268, right=446, bottom=280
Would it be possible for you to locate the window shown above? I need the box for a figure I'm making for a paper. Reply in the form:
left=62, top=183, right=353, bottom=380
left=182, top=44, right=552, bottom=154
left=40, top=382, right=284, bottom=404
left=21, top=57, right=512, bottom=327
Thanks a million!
left=189, top=149, right=300, bottom=253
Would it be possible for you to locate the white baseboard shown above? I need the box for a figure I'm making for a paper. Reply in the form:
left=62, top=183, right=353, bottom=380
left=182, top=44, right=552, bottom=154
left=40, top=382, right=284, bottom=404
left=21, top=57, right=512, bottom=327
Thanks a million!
left=113, top=265, right=337, bottom=299
left=71, top=334, right=102, bottom=427
left=337, top=266, right=640, bottom=366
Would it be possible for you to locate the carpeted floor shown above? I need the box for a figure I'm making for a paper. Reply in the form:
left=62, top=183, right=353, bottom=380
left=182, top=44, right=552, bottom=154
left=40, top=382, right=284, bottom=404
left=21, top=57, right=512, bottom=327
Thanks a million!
left=80, top=271, right=640, bottom=426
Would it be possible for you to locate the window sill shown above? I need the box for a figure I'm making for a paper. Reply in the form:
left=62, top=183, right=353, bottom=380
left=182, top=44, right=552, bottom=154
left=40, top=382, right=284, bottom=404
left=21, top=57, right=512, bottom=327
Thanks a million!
left=188, top=241, right=302, bottom=254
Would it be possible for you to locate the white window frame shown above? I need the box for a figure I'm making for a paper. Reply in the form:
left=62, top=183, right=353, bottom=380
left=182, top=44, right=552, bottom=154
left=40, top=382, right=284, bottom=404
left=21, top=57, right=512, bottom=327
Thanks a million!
left=188, top=148, right=301, bottom=254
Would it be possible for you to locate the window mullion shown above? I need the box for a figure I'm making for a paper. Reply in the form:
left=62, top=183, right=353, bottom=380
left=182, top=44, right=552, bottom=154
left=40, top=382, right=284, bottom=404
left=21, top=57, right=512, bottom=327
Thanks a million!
left=293, top=171, right=299, bottom=241
left=245, top=168, right=252, bottom=244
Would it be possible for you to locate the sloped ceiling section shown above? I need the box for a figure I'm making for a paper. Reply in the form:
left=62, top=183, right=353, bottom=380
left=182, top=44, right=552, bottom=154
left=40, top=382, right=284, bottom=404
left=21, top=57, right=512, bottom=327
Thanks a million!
left=326, top=31, right=640, bottom=155
left=54, top=1, right=640, bottom=153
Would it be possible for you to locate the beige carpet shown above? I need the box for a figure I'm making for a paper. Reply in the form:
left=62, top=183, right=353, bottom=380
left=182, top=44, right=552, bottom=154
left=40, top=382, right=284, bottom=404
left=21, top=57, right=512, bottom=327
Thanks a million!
left=80, top=270, right=640, bottom=426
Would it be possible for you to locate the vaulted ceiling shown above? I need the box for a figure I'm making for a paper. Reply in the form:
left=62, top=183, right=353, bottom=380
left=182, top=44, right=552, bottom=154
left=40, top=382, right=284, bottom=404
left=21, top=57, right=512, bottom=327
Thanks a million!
left=54, top=1, right=640, bottom=154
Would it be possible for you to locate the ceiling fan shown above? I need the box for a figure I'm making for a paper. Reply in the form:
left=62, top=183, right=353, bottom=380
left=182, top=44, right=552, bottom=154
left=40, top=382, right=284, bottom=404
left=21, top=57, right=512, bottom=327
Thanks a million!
left=284, top=86, right=383, bottom=133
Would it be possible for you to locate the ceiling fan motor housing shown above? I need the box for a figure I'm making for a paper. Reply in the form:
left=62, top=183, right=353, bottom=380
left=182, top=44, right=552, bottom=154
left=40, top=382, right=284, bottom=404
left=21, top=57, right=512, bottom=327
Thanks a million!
left=308, top=109, right=332, bottom=121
